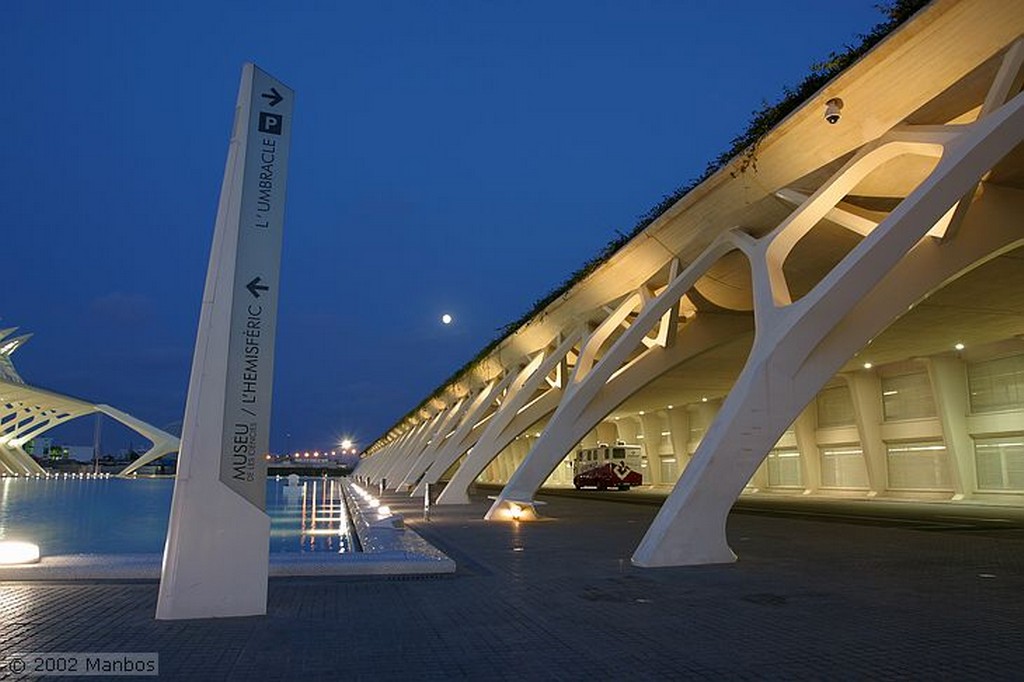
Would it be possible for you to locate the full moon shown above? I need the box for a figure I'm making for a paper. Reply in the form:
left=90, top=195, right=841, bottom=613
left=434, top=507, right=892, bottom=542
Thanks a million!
left=441, top=313, right=453, bottom=325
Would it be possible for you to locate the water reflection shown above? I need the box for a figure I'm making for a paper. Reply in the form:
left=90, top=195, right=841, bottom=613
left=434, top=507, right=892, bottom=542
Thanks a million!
left=268, top=475, right=354, bottom=554
left=0, top=475, right=355, bottom=555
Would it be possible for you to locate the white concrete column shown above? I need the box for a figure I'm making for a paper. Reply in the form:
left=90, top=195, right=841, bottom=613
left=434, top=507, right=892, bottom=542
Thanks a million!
left=845, top=370, right=887, bottom=496
left=616, top=417, right=640, bottom=444
left=399, top=393, right=476, bottom=489
left=925, top=355, right=975, bottom=499
left=638, top=414, right=664, bottom=484
left=382, top=414, right=441, bottom=489
left=438, top=332, right=580, bottom=505
left=414, top=371, right=521, bottom=495
left=634, top=101, right=1024, bottom=566
left=792, top=404, right=820, bottom=494
left=692, top=399, right=722, bottom=451
left=596, top=422, right=617, bottom=444
left=392, top=398, right=468, bottom=489
left=665, top=408, right=690, bottom=473
left=485, top=313, right=752, bottom=520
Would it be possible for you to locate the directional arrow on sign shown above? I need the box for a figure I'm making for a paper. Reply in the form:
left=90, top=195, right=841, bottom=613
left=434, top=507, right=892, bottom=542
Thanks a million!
left=246, top=276, right=270, bottom=298
left=261, top=87, right=283, bottom=107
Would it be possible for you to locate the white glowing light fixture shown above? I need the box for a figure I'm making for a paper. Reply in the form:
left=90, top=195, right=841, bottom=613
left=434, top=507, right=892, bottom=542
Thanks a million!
left=509, top=503, right=523, bottom=521
left=954, top=343, right=965, bottom=351
left=863, top=362, right=873, bottom=369
left=0, top=541, right=40, bottom=565
left=441, top=313, right=453, bottom=325
left=341, top=439, right=353, bottom=450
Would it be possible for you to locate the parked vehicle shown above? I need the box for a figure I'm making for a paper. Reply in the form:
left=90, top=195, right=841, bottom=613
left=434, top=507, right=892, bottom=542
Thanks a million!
left=572, top=442, right=643, bottom=490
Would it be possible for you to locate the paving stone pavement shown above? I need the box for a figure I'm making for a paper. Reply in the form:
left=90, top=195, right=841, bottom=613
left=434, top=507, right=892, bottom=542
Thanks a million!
left=2, top=490, right=1023, bottom=681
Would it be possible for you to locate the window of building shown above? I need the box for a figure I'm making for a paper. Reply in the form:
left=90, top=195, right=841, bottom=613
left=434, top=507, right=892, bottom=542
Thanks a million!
left=767, top=448, right=802, bottom=488
left=968, top=354, right=1024, bottom=414
left=886, top=441, right=951, bottom=490
left=881, top=371, right=936, bottom=421
left=817, top=384, right=855, bottom=427
left=820, top=445, right=868, bottom=488
left=975, top=435, right=1024, bottom=492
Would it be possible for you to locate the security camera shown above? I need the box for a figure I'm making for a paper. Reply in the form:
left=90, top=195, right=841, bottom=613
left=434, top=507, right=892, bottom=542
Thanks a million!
left=824, top=97, right=844, bottom=125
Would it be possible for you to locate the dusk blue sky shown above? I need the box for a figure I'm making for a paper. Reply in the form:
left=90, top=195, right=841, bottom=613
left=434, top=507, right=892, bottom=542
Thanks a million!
left=4, top=1, right=886, bottom=454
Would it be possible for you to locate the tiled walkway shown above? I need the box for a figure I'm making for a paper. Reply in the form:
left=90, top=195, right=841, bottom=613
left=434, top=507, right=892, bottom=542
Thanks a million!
left=2, top=490, right=1023, bottom=680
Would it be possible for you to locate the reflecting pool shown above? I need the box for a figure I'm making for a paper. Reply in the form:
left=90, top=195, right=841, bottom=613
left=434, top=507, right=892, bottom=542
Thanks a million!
left=0, top=475, right=355, bottom=556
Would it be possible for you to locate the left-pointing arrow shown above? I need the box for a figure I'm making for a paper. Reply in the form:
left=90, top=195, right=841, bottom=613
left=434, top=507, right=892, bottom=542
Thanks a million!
left=260, top=87, right=283, bottom=107
left=246, top=277, right=270, bottom=298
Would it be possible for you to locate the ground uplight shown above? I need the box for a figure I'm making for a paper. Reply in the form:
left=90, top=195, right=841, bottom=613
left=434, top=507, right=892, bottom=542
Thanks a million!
left=0, top=541, right=40, bottom=565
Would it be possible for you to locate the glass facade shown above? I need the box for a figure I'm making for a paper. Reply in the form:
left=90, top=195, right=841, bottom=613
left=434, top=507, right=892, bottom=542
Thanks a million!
left=882, top=371, right=936, bottom=421
left=767, top=448, right=802, bottom=488
left=968, top=354, right=1024, bottom=413
left=817, top=384, right=856, bottom=427
left=821, top=445, right=869, bottom=488
left=886, top=441, right=951, bottom=490
left=975, top=436, right=1024, bottom=492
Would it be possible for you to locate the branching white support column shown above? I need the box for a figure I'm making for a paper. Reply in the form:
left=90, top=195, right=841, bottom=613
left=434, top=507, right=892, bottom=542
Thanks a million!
left=388, top=406, right=456, bottom=490
left=103, top=405, right=180, bottom=476
left=436, top=332, right=581, bottom=505
left=407, top=378, right=505, bottom=492
left=367, top=429, right=415, bottom=482
left=393, top=397, right=473, bottom=489
left=633, top=95, right=1024, bottom=566
left=399, top=387, right=488, bottom=490
left=485, top=312, right=752, bottom=519
left=363, top=431, right=406, bottom=481
left=412, top=372, right=520, bottom=495
left=380, top=415, right=438, bottom=488
left=0, top=443, right=43, bottom=476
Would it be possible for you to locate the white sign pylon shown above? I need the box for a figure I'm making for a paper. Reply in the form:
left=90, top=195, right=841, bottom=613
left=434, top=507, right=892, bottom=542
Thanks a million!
left=156, top=64, right=293, bottom=620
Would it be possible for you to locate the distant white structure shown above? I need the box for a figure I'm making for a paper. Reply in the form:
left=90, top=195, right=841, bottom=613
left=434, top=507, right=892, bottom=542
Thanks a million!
left=0, top=326, right=179, bottom=476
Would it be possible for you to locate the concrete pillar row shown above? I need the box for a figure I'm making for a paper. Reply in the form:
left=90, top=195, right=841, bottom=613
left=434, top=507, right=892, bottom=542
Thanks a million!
left=414, top=368, right=524, bottom=495
left=485, top=311, right=752, bottom=519
left=595, top=421, right=617, bottom=445
left=635, top=98, right=1024, bottom=566
left=381, top=411, right=445, bottom=489
left=397, top=392, right=479, bottom=489
left=437, top=331, right=581, bottom=505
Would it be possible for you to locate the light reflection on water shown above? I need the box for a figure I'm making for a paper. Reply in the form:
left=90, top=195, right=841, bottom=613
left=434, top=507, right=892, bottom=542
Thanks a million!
left=0, top=475, right=354, bottom=556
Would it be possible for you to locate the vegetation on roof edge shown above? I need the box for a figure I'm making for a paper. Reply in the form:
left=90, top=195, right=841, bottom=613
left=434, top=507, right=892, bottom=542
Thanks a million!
left=378, top=0, right=932, bottom=441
